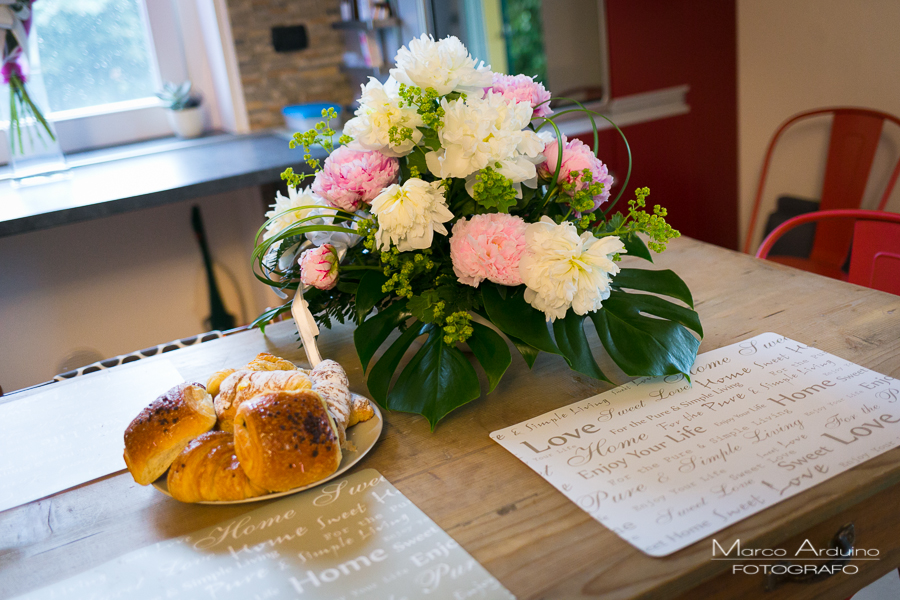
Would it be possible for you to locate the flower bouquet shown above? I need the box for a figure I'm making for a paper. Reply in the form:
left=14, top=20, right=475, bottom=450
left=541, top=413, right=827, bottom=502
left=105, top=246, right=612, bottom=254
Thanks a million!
left=252, top=35, right=702, bottom=428
left=1, top=0, right=56, bottom=153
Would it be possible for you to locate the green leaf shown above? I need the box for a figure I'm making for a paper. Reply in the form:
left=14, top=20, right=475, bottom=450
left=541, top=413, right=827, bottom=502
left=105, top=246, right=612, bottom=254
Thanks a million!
left=406, top=148, right=428, bottom=174
left=355, top=270, right=390, bottom=322
left=590, top=296, right=700, bottom=378
left=482, top=284, right=560, bottom=356
left=553, top=312, right=610, bottom=382
left=354, top=300, right=410, bottom=372
left=388, top=328, right=482, bottom=429
left=506, top=332, right=541, bottom=368
left=467, top=322, right=512, bottom=393
left=621, top=232, right=653, bottom=262
left=250, top=302, right=292, bottom=334
left=366, top=322, right=428, bottom=407
left=613, top=268, right=695, bottom=308
left=615, top=290, right=703, bottom=337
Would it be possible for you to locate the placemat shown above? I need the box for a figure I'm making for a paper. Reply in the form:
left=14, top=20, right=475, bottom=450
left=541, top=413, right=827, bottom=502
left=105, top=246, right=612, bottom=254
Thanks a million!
left=492, top=332, right=899, bottom=556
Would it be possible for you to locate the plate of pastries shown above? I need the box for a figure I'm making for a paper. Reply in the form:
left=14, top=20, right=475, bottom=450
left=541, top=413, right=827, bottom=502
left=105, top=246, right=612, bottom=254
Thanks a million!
left=122, top=353, right=381, bottom=504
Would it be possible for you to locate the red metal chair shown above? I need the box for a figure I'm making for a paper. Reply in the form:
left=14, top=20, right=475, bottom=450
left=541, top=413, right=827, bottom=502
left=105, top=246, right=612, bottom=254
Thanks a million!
left=743, top=108, right=900, bottom=279
left=757, top=209, right=900, bottom=295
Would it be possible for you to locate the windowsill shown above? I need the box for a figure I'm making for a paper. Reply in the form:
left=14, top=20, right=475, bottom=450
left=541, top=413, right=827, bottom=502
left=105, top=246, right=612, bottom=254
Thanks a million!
left=0, top=130, right=316, bottom=238
left=550, top=85, right=691, bottom=137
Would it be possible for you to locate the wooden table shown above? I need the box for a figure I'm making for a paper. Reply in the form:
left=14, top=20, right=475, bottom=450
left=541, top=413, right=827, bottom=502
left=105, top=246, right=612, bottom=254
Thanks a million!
left=2, top=237, right=899, bottom=599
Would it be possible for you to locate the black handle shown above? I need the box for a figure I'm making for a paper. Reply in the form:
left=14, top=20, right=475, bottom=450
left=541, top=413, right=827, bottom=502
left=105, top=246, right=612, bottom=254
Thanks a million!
left=764, top=523, right=855, bottom=592
left=191, top=205, right=236, bottom=331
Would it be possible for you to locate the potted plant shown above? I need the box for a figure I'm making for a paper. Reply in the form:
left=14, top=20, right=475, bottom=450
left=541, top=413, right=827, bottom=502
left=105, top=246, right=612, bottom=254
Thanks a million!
left=157, top=81, right=203, bottom=139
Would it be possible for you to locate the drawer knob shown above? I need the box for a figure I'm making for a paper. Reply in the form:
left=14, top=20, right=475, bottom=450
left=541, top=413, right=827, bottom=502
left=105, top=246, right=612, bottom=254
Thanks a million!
left=764, top=523, right=855, bottom=592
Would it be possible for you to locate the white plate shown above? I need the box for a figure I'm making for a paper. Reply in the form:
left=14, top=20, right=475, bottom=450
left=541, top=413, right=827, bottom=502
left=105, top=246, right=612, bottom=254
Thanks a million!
left=152, top=401, right=382, bottom=504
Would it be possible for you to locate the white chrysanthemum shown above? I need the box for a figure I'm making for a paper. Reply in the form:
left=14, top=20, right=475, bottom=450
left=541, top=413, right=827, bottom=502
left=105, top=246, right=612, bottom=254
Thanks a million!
left=371, top=178, right=453, bottom=252
left=264, top=186, right=321, bottom=241
left=519, top=217, right=626, bottom=321
left=426, top=92, right=545, bottom=182
left=390, top=34, right=492, bottom=96
left=343, top=77, right=423, bottom=157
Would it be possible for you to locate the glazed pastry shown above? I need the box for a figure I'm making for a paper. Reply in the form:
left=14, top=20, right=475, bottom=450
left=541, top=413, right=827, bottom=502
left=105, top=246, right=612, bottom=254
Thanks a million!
left=166, top=431, right=268, bottom=502
left=310, top=359, right=353, bottom=447
left=123, top=383, right=217, bottom=485
left=214, top=370, right=313, bottom=432
left=233, top=390, right=342, bottom=492
left=206, top=368, right=236, bottom=398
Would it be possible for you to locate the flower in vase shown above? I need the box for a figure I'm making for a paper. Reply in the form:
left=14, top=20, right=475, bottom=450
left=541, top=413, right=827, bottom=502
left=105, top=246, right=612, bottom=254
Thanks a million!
left=489, top=73, right=552, bottom=118
left=538, top=134, right=614, bottom=213
left=425, top=92, right=545, bottom=182
left=519, top=217, right=625, bottom=321
left=299, top=244, right=340, bottom=290
left=370, top=178, right=453, bottom=252
left=390, top=34, right=493, bottom=96
left=312, top=146, right=399, bottom=211
left=264, top=186, right=321, bottom=241
left=450, top=213, right=528, bottom=287
left=343, top=77, right=424, bottom=157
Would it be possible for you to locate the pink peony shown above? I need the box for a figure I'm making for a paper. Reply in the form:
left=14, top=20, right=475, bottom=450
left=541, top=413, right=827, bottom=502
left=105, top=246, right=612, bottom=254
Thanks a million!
left=537, top=134, right=614, bottom=213
left=489, top=73, right=552, bottom=118
left=299, top=244, right=339, bottom=290
left=312, top=146, right=399, bottom=212
left=450, top=213, right=528, bottom=287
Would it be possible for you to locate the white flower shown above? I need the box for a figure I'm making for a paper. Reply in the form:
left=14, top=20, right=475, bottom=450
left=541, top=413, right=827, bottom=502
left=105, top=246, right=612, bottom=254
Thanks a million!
left=519, top=217, right=626, bottom=321
left=343, top=77, right=423, bottom=157
left=264, top=186, right=321, bottom=241
left=426, top=92, right=545, bottom=181
left=390, top=34, right=492, bottom=96
left=370, top=178, right=453, bottom=252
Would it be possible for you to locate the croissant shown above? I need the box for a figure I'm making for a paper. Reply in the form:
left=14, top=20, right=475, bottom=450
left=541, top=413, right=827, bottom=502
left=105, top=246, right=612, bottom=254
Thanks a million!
left=234, top=390, right=341, bottom=492
left=349, top=393, right=375, bottom=427
left=310, top=360, right=354, bottom=447
left=166, top=431, right=268, bottom=502
left=214, top=370, right=313, bottom=432
left=123, top=383, right=217, bottom=486
left=206, top=352, right=297, bottom=396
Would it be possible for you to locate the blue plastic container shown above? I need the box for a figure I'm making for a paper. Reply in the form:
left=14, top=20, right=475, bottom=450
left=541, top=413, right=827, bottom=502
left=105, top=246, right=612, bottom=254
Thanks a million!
left=282, top=103, right=342, bottom=132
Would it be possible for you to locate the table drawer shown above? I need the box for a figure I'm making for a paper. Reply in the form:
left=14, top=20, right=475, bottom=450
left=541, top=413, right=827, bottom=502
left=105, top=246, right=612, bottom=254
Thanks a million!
left=674, top=483, right=900, bottom=599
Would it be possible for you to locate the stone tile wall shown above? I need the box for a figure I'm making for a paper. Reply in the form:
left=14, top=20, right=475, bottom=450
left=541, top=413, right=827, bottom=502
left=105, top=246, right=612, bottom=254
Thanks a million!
left=225, top=0, right=354, bottom=130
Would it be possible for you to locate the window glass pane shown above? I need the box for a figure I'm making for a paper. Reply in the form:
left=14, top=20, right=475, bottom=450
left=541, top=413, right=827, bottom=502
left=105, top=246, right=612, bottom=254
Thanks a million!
left=34, top=0, right=158, bottom=113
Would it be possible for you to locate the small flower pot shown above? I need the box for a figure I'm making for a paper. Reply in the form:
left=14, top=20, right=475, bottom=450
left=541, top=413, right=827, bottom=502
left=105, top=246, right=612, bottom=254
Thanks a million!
left=166, top=107, right=204, bottom=139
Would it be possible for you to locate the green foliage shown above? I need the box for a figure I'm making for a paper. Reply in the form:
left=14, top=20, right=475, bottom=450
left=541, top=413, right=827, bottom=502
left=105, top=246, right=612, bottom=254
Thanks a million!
left=473, top=166, right=518, bottom=213
left=156, top=81, right=200, bottom=110
left=397, top=84, right=445, bottom=130
left=501, top=0, right=548, bottom=84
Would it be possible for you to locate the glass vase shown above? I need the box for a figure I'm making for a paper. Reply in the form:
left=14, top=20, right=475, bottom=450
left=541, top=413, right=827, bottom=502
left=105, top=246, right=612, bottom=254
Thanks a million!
left=2, top=37, right=68, bottom=187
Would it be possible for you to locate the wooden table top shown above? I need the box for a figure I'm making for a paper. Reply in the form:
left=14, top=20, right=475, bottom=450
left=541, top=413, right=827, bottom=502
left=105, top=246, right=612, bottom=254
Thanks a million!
left=2, top=237, right=899, bottom=600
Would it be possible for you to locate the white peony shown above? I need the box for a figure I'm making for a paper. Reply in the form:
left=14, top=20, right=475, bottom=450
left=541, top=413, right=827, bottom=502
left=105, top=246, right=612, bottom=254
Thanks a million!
left=343, top=77, right=424, bottom=157
left=519, top=217, right=626, bottom=321
left=370, top=178, right=453, bottom=252
left=426, top=92, right=545, bottom=182
left=390, top=34, right=492, bottom=96
left=264, top=185, right=321, bottom=241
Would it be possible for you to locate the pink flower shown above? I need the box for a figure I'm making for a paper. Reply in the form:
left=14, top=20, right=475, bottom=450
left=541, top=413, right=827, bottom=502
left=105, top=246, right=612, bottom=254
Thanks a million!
left=450, top=213, right=528, bottom=287
left=312, top=146, right=399, bottom=212
left=299, top=244, right=339, bottom=290
left=489, top=73, right=552, bottom=118
left=537, top=135, right=614, bottom=213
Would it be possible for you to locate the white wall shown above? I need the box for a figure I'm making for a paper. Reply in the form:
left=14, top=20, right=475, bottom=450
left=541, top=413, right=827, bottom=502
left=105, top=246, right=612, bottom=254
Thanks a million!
left=0, top=188, right=277, bottom=393
left=738, top=0, right=900, bottom=251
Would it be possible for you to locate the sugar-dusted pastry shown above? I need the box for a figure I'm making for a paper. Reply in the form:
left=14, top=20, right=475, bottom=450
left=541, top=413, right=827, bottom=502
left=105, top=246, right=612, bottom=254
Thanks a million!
left=243, top=352, right=298, bottom=372
left=206, top=352, right=297, bottom=397
left=166, top=431, right=268, bottom=502
left=309, top=359, right=353, bottom=446
left=349, top=392, right=375, bottom=427
left=123, top=383, right=217, bottom=485
left=233, top=390, right=342, bottom=492
left=214, top=370, right=313, bottom=432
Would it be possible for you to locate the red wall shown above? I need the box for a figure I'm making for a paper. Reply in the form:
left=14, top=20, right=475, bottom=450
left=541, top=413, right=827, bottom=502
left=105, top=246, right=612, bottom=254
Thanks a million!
left=576, top=0, right=738, bottom=249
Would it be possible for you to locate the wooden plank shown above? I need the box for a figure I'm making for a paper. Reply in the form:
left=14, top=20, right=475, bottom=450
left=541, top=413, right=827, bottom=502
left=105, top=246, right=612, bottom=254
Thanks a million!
left=1, top=237, right=899, bottom=600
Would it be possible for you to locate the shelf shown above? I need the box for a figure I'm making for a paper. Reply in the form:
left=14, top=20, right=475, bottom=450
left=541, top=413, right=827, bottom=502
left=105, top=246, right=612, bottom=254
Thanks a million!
left=341, top=65, right=390, bottom=77
left=332, top=18, right=400, bottom=31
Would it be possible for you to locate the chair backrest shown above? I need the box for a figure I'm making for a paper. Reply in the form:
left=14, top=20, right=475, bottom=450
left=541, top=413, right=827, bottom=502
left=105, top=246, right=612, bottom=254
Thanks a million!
left=743, top=108, right=900, bottom=258
left=757, top=209, right=900, bottom=295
